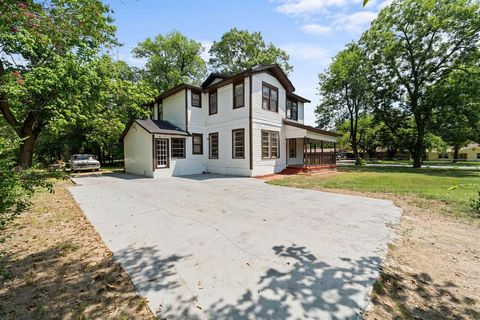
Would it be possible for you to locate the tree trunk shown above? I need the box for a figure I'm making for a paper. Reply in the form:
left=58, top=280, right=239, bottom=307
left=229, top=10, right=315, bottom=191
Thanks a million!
left=412, top=131, right=424, bottom=168
left=17, top=132, right=37, bottom=168
left=453, top=146, right=459, bottom=163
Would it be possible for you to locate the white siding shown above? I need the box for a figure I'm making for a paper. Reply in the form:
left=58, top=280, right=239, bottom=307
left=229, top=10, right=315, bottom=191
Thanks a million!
left=204, top=78, right=251, bottom=176
left=162, top=91, right=186, bottom=130
left=251, top=73, right=288, bottom=176
left=298, top=101, right=305, bottom=124
left=124, top=123, right=153, bottom=177
left=286, top=138, right=304, bottom=165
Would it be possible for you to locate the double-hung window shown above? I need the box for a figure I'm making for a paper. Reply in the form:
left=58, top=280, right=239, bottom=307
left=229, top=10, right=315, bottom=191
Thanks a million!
left=209, top=90, right=218, bottom=115
left=232, top=129, right=245, bottom=159
left=286, top=99, right=298, bottom=120
left=191, top=90, right=201, bottom=108
left=233, top=80, right=244, bottom=109
left=261, top=130, right=280, bottom=159
left=171, top=138, right=186, bottom=158
left=209, top=133, right=219, bottom=159
left=262, top=83, right=278, bottom=112
left=192, top=133, right=203, bottom=155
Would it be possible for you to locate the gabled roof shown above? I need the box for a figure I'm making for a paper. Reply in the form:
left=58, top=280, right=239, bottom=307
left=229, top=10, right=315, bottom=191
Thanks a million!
left=120, top=119, right=190, bottom=141
left=154, top=83, right=201, bottom=104
left=201, top=72, right=228, bottom=89
left=152, top=64, right=310, bottom=104
left=283, top=119, right=340, bottom=137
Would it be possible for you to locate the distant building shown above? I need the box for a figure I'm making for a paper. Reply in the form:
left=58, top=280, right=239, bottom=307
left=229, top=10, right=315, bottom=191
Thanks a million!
left=427, top=143, right=480, bottom=161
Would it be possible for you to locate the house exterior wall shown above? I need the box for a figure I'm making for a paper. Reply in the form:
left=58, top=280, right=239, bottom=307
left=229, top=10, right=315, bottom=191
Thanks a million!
left=204, top=78, right=251, bottom=176
left=286, top=138, right=304, bottom=165
left=162, top=91, right=186, bottom=130
left=124, top=122, right=154, bottom=177
left=428, top=147, right=480, bottom=161
left=251, top=73, right=287, bottom=176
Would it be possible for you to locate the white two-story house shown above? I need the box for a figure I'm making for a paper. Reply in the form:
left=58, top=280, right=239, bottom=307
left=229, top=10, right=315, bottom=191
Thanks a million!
left=121, top=64, right=338, bottom=178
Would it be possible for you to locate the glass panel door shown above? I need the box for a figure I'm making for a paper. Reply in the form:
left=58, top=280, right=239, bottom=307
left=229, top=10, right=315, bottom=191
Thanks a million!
left=155, top=138, right=168, bottom=168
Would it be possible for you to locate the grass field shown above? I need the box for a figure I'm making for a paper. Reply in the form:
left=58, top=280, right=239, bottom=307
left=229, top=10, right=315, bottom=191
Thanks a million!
left=268, top=166, right=480, bottom=219
left=361, top=159, right=480, bottom=167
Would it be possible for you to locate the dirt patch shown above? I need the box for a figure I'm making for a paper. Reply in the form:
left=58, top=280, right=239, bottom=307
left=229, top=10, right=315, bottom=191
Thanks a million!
left=0, top=180, right=154, bottom=319
left=311, top=188, right=480, bottom=319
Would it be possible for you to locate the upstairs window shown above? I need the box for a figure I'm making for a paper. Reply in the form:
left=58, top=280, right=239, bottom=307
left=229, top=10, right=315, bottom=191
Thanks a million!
left=233, top=80, right=244, bottom=109
left=209, top=90, right=218, bottom=115
left=232, top=129, right=245, bottom=159
left=262, top=130, right=279, bottom=159
left=262, top=83, right=278, bottom=112
left=192, top=133, right=203, bottom=155
left=191, top=90, right=201, bottom=108
left=286, top=99, right=298, bottom=120
left=171, top=138, right=186, bottom=158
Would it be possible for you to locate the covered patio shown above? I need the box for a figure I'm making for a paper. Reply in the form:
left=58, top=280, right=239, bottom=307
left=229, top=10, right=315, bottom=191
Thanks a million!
left=284, top=120, right=339, bottom=173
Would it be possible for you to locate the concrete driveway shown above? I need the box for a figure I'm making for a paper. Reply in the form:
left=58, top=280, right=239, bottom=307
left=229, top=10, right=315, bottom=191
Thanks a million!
left=69, top=173, right=400, bottom=320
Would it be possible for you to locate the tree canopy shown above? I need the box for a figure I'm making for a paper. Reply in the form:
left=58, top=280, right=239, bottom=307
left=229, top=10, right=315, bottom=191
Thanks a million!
left=208, top=28, right=292, bottom=75
left=0, top=0, right=117, bottom=168
left=132, top=31, right=207, bottom=92
left=360, top=0, right=480, bottom=167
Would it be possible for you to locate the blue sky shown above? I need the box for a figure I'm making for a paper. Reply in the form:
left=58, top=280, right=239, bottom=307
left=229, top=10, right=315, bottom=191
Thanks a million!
left=105, top=0, right=390, bottom=125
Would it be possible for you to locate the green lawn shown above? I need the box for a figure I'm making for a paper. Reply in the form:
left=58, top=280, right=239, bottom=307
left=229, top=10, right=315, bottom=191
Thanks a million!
left=362, top=159, right=480, bottom=167
left=268, top=166, right=480, bottom=219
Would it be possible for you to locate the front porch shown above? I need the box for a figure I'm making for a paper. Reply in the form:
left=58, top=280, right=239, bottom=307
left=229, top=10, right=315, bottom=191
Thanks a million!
left=283, top=120, right=339, bottom=174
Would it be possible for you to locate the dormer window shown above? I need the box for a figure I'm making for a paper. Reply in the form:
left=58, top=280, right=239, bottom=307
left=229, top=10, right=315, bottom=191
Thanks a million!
left=286, top=99, right=298, bottom=121
left=191, top=90, right=201, bottom=108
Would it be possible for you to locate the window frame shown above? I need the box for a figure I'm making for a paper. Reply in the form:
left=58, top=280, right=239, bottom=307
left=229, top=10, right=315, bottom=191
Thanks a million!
left=209, top=132, right=219, bottom=159
left=286, top=98, right=298, bottom=121
left=209, top=90, right=218, bottom=115
left=261, top=130, right=280, bottom=159
left=192, top=133, right=203, bottom=155
left=191, top=90, right=202, bottom=108
left=158, top=104, right=164, bottom=120
left=262, top=82, right=279, bottom=112
left=233, top=80, right=245, bottom=109
left=171, top=138, right=186, bottom=159
left=232, top=128, right=245, bottom=159
left=288, top=139, right=296, bottom=158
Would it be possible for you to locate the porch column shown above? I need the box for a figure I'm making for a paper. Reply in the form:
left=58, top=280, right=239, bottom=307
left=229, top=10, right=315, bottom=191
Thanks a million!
left=303, top=137, right=306, bottom=166
left=334, top=142, right=337, bottom=165
left=321, top=141, right=324, bottom=166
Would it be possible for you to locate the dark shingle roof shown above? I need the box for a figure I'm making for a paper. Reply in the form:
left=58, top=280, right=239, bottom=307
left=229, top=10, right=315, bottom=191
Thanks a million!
left=120, top=119, right=189, bottom=141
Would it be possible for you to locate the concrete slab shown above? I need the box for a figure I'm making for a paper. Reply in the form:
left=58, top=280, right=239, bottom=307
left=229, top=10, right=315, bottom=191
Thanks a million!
left=69, top=173, right=401, bottom=320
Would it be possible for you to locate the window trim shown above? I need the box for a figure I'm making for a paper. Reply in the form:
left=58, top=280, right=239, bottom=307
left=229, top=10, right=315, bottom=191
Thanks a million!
left=171, top=138, right=186, bottom=159
left=154, top=138, right=170, bottom=169
left=261, top=130, right=280, bottom=159
left=262, top=82, right=279, bottom=113
left=192, top=133, right=203, bottom=155
left=209, top=89, right=218, bottom=115
left=209, top=132, right=219, bottom=159
left=191, top=90, right=202, bottom=108
left=286, top=98, right=298, bottom=121
left=233, top=80, right=245, bottom=109
left=232, top=128, right=245, bottom=159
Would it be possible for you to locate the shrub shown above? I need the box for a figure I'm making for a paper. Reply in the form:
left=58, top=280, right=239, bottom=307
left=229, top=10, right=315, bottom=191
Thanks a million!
left=0, top=137, right=53, bottom=231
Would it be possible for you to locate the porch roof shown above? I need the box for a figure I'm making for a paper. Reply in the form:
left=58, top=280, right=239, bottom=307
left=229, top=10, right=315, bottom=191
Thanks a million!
left=283, top=120, right=339, bottom=143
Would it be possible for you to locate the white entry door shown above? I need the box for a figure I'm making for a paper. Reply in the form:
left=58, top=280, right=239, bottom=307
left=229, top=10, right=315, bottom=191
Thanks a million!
left=155, top=138, right=169, bottom=168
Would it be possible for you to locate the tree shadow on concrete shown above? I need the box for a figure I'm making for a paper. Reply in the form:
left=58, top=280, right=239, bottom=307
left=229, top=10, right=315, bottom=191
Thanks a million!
left=0, top=242, right=185, bottom=319
left=160, top=244, right=382, bottom=320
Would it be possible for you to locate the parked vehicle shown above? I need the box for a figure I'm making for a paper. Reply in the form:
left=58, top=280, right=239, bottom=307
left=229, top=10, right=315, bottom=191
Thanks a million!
left=69, top=154, right=101, bottom=172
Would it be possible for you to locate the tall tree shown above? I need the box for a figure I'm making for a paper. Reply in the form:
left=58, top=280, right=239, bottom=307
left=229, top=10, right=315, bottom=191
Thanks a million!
left=428, top=67, right=480, bottom=161
left=361, top=0, right=480, bottom=167
left=133, top=31, right=207, bottom=92
left=209, top=28, right=292, bottom=75
left=316, top=43, right=371, bottom=165
left=0, top=0, right=116, bottom=168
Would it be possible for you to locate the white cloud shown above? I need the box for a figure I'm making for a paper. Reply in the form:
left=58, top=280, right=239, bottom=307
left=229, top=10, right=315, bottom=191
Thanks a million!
left=200, top=40, right=213, bottom=62
left=332, top=11, right=378, bottom=32
left=282, top=43, right=331, bottom=65
left=301, top=23, right=332, bottom=35
left=273, top=0, right=352, bottom=16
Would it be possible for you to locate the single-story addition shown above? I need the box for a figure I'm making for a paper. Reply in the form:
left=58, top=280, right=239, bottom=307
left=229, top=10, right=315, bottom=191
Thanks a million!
left=121, top=64, right=339, bottom=178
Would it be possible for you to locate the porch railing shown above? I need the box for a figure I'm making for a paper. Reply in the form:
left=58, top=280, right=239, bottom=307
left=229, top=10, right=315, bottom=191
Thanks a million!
left=304, top=152, right=336, bottom=166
